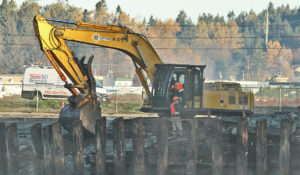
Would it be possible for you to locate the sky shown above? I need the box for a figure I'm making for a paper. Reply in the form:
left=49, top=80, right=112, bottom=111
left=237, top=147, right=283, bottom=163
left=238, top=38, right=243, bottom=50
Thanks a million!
left=14, top=0, right=300, bottom=23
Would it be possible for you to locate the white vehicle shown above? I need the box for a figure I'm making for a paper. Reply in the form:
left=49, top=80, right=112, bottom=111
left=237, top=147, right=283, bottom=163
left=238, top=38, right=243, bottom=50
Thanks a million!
left=21, top=65, right=108, bottom=100
left=95, top=80, right=109, bottom=102
left=0, top=78, right=4, bottom=98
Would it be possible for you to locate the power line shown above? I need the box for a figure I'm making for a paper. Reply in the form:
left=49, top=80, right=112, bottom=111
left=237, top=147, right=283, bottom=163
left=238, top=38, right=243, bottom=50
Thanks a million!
left=155, top=47, right=299, bottom=50
left=0, top=42, right=297, bottom=50
left=1, top=33, right=300, bottom=39
left=0, top=43, right=39, bottom=46
left=1, top=18, right=300, bottom=28
left=147, top=35, right=300, bottom=39
left=1, top=17, right=300, bottom=25
left=0, top=34, right=36, bottom=36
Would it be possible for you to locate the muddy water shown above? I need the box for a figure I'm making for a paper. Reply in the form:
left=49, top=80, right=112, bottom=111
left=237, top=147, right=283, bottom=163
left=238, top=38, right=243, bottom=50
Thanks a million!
left=1, top=118, right=57, bottom=149
left=0, top=118, right=57, bottom=175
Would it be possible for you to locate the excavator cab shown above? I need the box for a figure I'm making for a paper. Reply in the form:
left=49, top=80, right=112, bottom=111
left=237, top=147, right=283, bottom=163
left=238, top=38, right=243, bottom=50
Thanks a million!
left=151, top=64, right=206, bottom=116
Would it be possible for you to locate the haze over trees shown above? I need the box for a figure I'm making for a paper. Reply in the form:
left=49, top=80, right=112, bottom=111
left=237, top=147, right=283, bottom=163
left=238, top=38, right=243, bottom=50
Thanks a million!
left=0, top=0, right=299, bottom=81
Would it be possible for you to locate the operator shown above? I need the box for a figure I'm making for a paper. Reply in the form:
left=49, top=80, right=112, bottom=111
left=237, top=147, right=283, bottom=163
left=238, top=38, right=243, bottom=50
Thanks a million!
left=170, top=80, right=184, bottom=101
left=170, top=81, right=183, bottom=92
left=170, top=96, right=182, bottom=135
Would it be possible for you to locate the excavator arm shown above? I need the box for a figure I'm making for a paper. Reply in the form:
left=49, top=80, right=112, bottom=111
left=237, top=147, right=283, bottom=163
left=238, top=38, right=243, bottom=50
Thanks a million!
left=33, top=15, right=163, bottom=133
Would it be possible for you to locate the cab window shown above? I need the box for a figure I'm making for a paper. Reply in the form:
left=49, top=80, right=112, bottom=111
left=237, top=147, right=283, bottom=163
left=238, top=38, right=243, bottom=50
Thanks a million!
left=172, top=73, right=185, bottom=87
left=96, top=80, right=103, bottom=88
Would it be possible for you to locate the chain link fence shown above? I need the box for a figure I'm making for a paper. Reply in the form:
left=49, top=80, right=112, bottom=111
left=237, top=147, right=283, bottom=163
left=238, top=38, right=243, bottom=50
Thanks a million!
left=0, top=83, right=65, bottom=113
left=243, top=87, right=300, bottom=106
left=0, top=84, right=144, bottom=113
left=1, top=83, right=299, bottom=113
left=243, top=86, right=300, bottom=113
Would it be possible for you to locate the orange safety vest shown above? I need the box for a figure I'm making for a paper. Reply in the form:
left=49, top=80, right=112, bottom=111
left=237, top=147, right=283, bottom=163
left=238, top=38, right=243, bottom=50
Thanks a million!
left=170, top=83, right=183, bottom=91
left=176, top=83, right=183, bottom=91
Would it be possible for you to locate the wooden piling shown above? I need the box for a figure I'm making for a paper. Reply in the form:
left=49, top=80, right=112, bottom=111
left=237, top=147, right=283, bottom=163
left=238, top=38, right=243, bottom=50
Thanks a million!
left=279, top=119, right=290, bottom=175
left=256, top=119, right=267, bottom=175
left=72, top=120, right=84, bottom=175
left=237, top=117, right=248, bottom=175
left=208, top=110, right=211, bottom=118
left=6, top=123, right=18, bottom=175
left=96, top=117, right=106, bottom=175
left=186, top=119, right=198, bottom=175
left=157, top=118, right=169, bottom=175
left=186, top=119, right=199, bottom=175
left=42, top=125, right=54, bottom=175
left=132, top=118, right=145, bottom=175
left=113, top=118, right=125, bottom=175
left=51, top=122, right=66, bottom=175
left=242, top=111, right=246, bottom=118
left=31, top=123, right=44, bottom=175
left=0, top=123, right=7, bottom=175
left=211, top=119, right=223, bottom=175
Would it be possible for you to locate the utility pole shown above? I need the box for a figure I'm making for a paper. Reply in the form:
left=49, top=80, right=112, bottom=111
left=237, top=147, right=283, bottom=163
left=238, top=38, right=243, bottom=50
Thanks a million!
left=265, top=10, right=269, bottom=47
left=108, top=63, right=113, bottom=77
left=279, top=88, right=282, bottom=112
left=247, top=58, right=250, bottom=80
left=36, top=87, right=39, bottom=112
left=242, top=71, right=245, bottom=81
left=115, top=89, right=118, bottom=114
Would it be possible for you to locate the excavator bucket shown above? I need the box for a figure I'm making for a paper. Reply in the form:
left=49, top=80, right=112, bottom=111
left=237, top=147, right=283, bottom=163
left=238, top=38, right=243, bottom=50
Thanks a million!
left=59, top=55, right=101, bottom=134
left=59, top=100, right=101, bottom=134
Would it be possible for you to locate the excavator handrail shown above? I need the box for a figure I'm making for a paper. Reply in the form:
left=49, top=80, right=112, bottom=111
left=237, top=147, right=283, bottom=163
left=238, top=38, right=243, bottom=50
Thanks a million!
left=43, top=17, right=77, bottom=25
left=44, top=16, right=138, bottom=35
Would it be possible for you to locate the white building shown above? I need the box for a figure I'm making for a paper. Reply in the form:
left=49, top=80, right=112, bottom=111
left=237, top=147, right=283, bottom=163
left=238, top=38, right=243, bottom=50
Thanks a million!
left=115, top=78, right=133, bottom=87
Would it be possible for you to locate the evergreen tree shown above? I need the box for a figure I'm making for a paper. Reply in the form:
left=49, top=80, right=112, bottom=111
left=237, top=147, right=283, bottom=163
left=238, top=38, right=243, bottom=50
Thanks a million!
left=116, top=5, right=122, bottom=15
left=82, top=9, right=92, bottom=22
left=113, top=5, right=123, bottom=24
left=96, top=0, right=107, bottom=11
left=227, top=11, right=235, bottom=21
left=176, top=10, right=188, bottom=26
left=0, top=0, right=8, bottom=10
left=148, top=15, right=156, bottom=26
left=8, top=0, right=16, bottom=10
left=197, top=13, right=214, bottom=24
left=214, top=15, right=225, bottom=24
left=175, top=10, right=195, bottom=46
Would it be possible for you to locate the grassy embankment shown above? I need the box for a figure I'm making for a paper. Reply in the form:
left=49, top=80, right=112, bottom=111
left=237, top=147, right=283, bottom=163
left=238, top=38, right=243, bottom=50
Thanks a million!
left=254, top=87, right=300, bottom=106
left=3, top=91, right=298, bottom=114
left=0, top=94, right=143, bottom=114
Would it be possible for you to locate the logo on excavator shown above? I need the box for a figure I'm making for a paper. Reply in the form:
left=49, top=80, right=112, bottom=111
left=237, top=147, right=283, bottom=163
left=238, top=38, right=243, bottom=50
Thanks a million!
left=93, top=33, right=110, bottom=42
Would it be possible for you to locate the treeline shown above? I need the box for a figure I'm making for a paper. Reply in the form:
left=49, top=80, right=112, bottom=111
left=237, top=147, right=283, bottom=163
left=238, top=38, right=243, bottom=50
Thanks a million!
left=0, top=0, right=300, bottom=81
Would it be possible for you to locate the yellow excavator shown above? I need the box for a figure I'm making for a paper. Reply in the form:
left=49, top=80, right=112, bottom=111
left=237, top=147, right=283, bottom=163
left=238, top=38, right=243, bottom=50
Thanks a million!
left=33, top=15, right=254, bottom=133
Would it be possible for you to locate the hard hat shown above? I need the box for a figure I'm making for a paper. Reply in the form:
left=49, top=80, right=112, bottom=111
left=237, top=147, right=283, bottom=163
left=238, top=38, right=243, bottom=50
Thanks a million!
left=173, top=96, right=179, bottom=101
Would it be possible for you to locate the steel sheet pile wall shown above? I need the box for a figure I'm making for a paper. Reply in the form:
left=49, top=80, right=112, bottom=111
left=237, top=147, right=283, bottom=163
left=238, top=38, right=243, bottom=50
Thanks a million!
left=0, top=116, right=298, bottom=175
